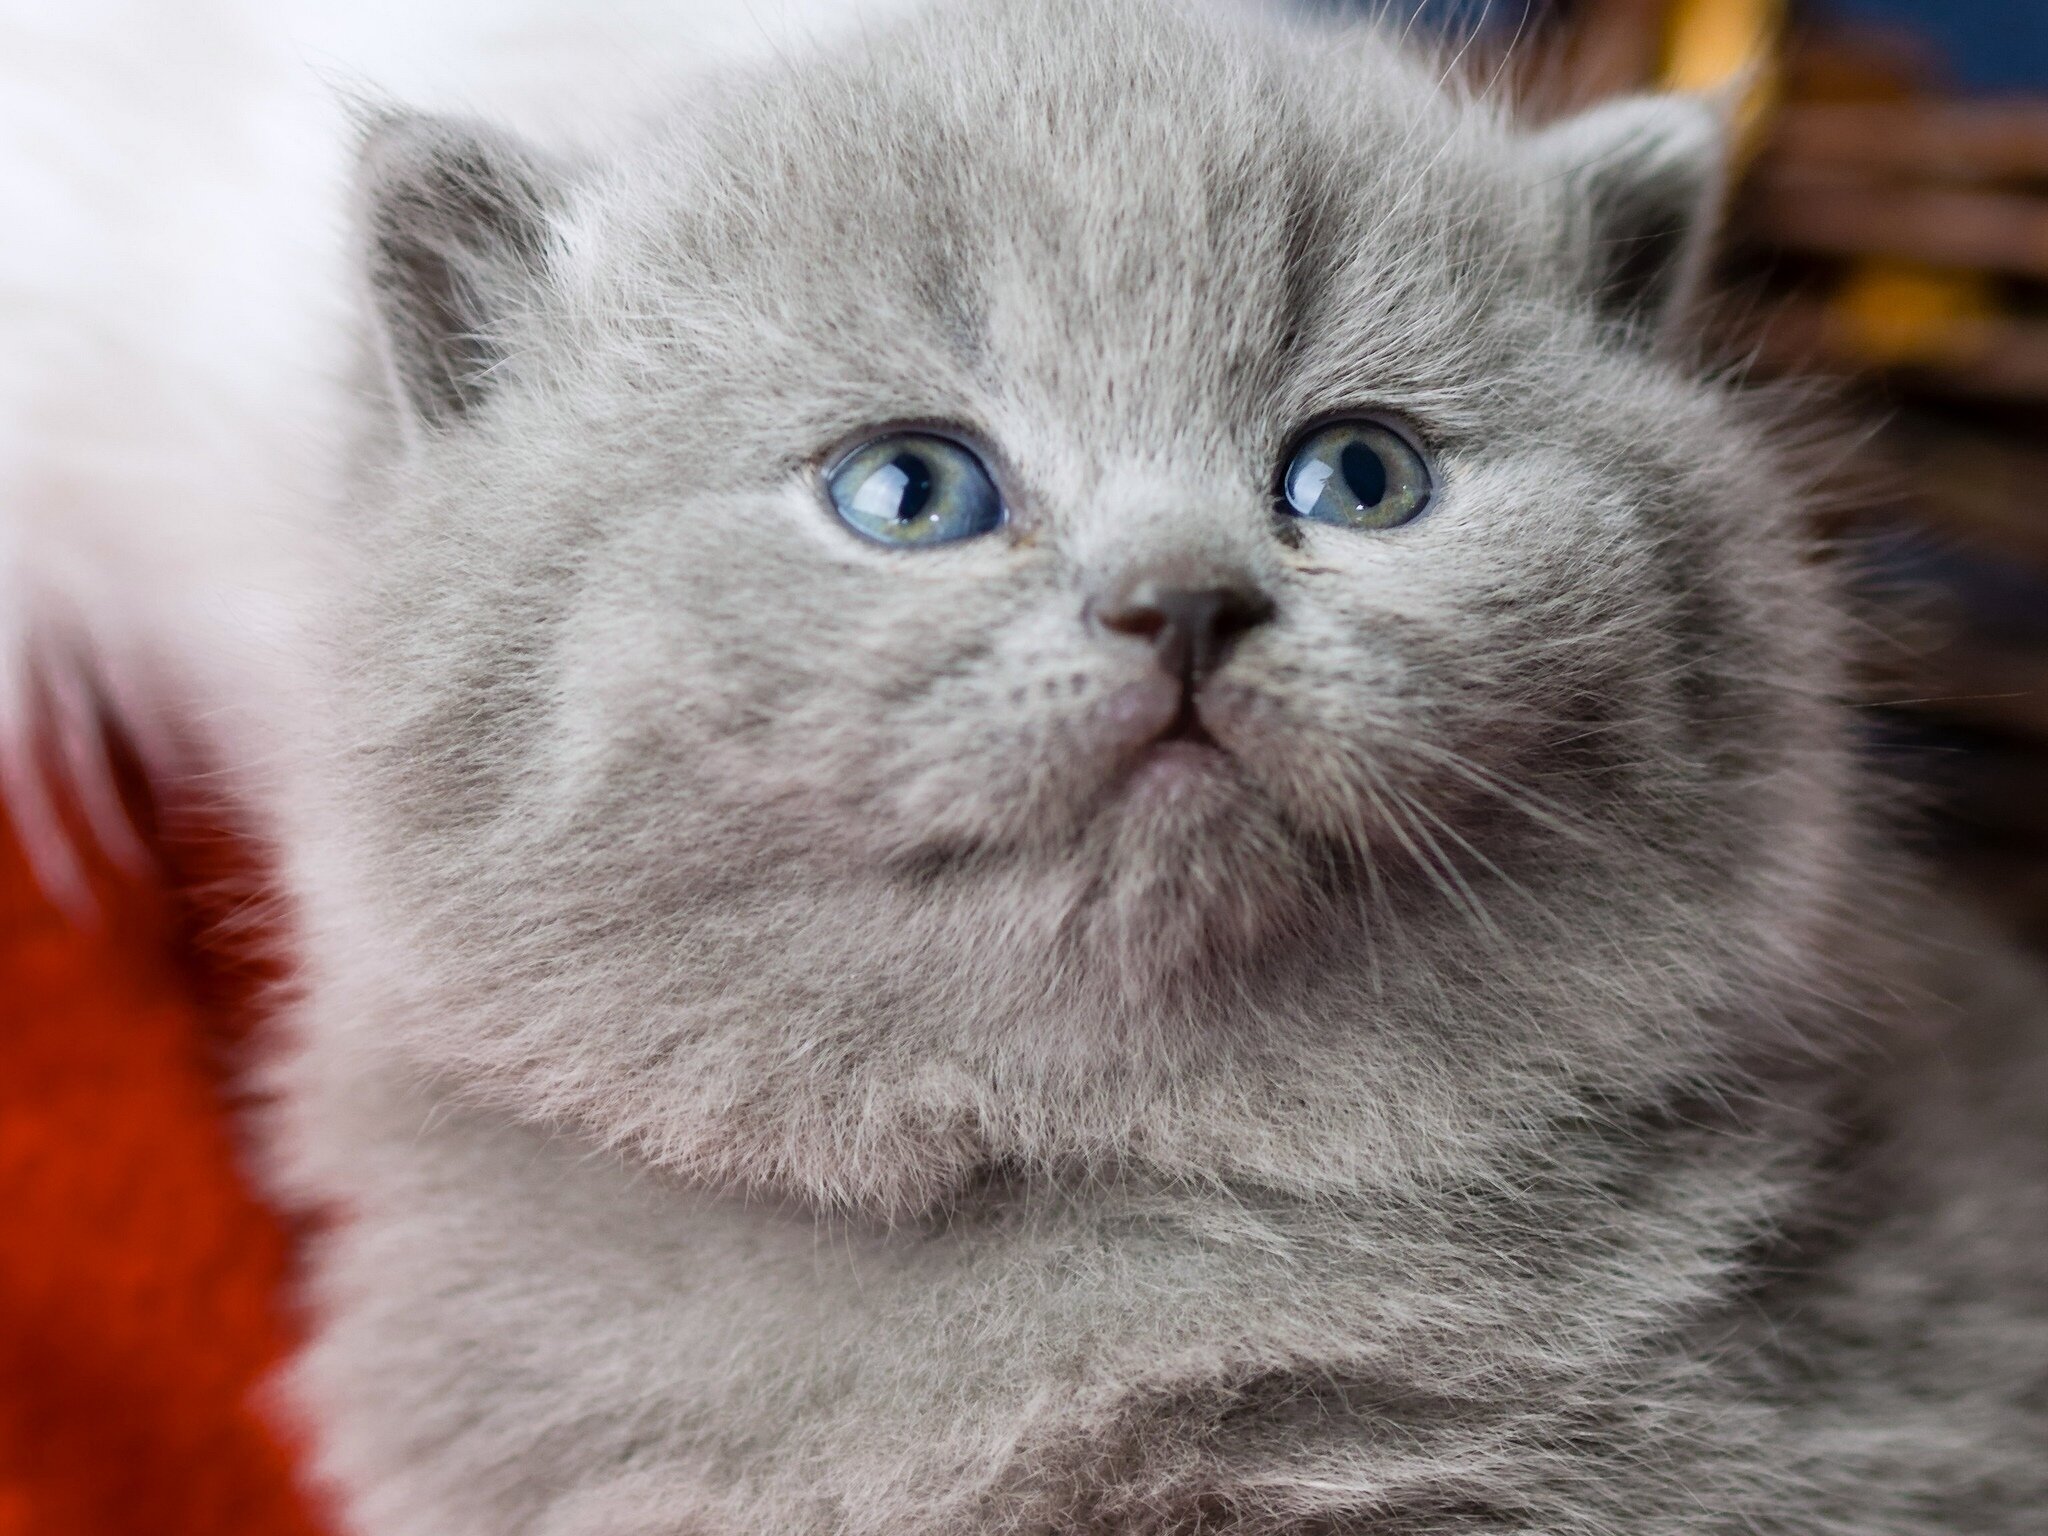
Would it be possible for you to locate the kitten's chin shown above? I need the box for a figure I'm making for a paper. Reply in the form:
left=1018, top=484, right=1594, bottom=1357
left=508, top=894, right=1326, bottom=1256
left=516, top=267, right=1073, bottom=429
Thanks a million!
left=1120, top=738, right=1237, bottom=806
left=1069, top=762, right=1322, bottom=983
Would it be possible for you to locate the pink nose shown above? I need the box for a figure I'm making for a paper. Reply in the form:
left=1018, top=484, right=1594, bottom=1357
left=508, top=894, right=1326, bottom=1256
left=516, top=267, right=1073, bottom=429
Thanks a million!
left=1091, top=578, right=1275, bottom=684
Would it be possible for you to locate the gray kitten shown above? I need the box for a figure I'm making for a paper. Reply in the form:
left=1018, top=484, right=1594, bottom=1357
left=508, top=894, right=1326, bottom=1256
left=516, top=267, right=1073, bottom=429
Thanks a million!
left=266, top=0, right=2048, bottom=1530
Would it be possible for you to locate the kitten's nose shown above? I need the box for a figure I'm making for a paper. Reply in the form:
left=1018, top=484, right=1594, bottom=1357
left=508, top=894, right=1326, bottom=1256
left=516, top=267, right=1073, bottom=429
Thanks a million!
left=1092, top=576, right=1275, bottom=684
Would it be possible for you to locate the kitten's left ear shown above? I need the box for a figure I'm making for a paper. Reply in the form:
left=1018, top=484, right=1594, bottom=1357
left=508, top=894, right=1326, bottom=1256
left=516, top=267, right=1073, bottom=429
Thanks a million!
left=1530, top=93, right=1731, bottom=343
left=355, top=111, right=571, bottom=429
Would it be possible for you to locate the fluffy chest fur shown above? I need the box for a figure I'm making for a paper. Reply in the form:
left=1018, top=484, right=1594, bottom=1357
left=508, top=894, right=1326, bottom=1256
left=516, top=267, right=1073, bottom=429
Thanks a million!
left=289, top=1066, right=1821, bottom=1533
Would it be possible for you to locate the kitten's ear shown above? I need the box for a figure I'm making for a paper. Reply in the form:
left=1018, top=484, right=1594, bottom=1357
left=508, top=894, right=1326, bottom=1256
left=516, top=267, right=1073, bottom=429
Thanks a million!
left=356, top=112, right=568, bottom=428
left=1530, top=93, right=1730, bottom=342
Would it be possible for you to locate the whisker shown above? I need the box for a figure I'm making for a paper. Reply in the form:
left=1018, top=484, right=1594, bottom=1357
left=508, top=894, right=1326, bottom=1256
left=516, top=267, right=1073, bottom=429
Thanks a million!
left=1356, top=756, right=1503, bottom=941
left=1358, top=725, right=1609, bottom=848
left=1394, top=772, right=1545, bottom=916
left=1384, top=780, right=1510, bottom=944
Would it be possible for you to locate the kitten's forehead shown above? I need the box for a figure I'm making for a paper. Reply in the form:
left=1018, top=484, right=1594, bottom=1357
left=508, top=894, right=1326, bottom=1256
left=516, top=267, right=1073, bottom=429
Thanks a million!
left=573, top=0, right=1553, bottom=450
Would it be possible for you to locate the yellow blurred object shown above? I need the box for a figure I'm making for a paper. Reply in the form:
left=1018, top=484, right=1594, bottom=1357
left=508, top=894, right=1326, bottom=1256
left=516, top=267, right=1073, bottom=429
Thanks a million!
left=1658, top=0, right=1782, bottom=157
left=1667, top=0, right=2013, bottom=377
left=1831, top=261, right=1998, bottom=367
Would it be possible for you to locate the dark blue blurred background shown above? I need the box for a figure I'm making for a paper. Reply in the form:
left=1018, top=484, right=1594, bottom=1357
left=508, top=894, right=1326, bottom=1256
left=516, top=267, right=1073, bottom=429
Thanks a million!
left=1827, top=0, right=2048, bottom=93
left=1398, top=0, right=2048, bottom=91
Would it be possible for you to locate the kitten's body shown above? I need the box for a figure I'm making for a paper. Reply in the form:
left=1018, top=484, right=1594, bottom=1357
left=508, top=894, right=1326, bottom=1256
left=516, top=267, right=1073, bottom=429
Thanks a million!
left=9, top=0, right=2048, bottom=1530
left=285, top=932, right=2048, bottom=1533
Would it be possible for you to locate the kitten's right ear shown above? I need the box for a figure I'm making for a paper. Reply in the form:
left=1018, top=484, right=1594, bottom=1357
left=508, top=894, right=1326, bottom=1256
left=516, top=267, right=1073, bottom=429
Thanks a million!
left=356, top=112, right=568, bottom=428
left=1530, top=93, right=1730, bottom=344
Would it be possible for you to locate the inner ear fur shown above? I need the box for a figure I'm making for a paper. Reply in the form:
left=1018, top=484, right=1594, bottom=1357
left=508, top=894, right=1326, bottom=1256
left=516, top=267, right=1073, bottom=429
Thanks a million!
left=1530, top=93, right=1731, bottom=344
left=356, top=111, right=568, bottom=427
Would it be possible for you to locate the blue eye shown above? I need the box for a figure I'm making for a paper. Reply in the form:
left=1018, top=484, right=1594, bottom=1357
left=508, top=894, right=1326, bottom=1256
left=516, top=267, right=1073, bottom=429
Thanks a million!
left=826, top=432, right=1003, bottom=547
left=1280, top=419, right=1433, bottom=531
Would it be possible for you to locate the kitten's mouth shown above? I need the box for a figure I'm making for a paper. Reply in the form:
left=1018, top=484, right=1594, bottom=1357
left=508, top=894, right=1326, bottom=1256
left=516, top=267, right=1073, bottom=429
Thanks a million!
left=1095, top=674, right=1237, bottom=802
left=1158, top=690, right=1222, bottom=752
left=1123, top=691, right=1234, bottom=798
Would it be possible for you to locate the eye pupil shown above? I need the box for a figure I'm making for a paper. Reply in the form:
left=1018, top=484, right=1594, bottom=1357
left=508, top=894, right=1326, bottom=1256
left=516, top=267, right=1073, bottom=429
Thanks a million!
left=849, top=455, right=937, bottom=524
left=887, top=453, right=934, bottom=521
left=1339, top=441, right=1386, bottom=508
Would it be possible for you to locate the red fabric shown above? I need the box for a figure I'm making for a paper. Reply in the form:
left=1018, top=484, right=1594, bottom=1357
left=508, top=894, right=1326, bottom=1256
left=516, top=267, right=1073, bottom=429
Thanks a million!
left=0, top=783, right=330, bottom=1536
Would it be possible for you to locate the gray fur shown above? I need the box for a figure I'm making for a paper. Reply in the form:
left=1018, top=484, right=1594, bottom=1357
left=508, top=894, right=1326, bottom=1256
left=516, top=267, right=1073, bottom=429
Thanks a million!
left=264, top=1, right=2048, bottom=1530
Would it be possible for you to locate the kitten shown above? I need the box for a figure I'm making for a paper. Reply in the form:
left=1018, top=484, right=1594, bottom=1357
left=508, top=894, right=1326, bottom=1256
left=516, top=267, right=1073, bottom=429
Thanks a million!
left=14, top=0, right=2048, bottom=1530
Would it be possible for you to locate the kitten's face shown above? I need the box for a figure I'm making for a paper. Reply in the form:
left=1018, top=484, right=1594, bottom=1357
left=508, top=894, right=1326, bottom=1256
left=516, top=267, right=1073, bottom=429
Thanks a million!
left=318, top=0, right=1855, bottom=1212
